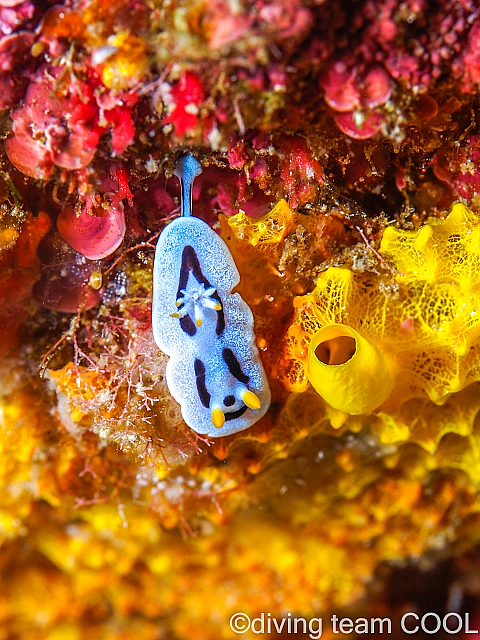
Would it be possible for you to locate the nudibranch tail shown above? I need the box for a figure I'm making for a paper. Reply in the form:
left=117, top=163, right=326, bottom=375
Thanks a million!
left=152, top=154, right=271, bottom=437
left=174, top=154, right=202, bottom=218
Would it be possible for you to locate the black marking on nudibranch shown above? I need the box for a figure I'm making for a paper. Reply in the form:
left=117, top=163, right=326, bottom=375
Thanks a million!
left=224, top=394, right=236, bottom=407
left=194, top=358, right=211, bottom=408
left=194, top=359, right=247, bottom=420
left=222, top=347, right=250, bottom=384
left=225, top=406, right=248, bottom=421
left=177, top=245, right=225, bottom=336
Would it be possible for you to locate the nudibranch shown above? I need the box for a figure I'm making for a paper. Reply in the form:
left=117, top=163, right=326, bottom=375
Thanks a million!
left=284, top=203, right=480, bottom=420
left=152, top=155, right=271, bottom=437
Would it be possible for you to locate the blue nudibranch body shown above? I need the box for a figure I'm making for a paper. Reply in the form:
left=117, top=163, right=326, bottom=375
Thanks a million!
left=152, top=155, right=271, bottom=437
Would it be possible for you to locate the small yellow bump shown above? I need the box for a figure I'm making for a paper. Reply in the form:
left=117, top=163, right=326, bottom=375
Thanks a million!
left=71, top=405, right=86, bottom=423
left=196, top=318, right=203, bottom=327
left=414, top=224, right=433, bottom=252
left=31, top=41, right=46, bottom=57
left=243, top=390, right=262, bottom=410
left=89, top=270, right=102, bottom=290
left=213, top=302, right=222, bottom=311
left=211, top=408, right=225, bottom=429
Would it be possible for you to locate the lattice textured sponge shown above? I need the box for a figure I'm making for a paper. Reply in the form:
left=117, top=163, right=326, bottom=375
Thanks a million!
left=284, top=203, right=480, bottom=411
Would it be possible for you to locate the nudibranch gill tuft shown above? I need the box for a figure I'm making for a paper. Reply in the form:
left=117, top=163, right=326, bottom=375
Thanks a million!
left=152, top=155, right=271, bottom=437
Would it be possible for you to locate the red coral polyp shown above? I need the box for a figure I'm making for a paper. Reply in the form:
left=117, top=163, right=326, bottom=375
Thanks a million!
left=361, top=65, right=392, bottom=109
left=321, top=60, right=391, bottom=139
left=322, top=62, right=391, bottom=113
left=161, top=71, right=205, bottom=138
left=321, top=61, right=360, bottom=112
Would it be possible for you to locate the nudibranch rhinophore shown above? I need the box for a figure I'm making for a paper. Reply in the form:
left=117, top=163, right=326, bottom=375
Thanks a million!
left=152, top=155, right=271, bottom=437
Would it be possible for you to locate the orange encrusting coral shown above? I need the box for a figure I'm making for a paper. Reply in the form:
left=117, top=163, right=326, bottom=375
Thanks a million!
left=3, top=362, right=480, bottom=639
left=0, top=209, right=51, bottom=357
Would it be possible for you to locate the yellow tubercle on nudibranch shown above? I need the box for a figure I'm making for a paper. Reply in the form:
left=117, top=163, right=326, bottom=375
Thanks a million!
left=241, top=389, right=262, bottom=410
left=284, top=203, right=480, bottom=420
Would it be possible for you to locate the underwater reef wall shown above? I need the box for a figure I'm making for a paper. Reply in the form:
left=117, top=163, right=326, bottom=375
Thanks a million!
left=3, top=0, right=480, bottom=637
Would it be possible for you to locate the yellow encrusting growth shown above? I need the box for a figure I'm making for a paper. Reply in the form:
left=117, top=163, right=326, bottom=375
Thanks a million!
left=98, top=32, right=149, bottom=91
left=227, top=198, right=293, bottom=247
left=381, top=202, right=480, bottom=288
left=284, top=203, right=480, bottom=426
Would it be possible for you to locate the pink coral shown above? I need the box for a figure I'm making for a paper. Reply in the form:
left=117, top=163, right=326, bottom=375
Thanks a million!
left=453, top=19, right=480, bottom=92
left=321, top=61, right=391, bottom=139
left=321, top=62, right=361, bottom=112
left=321, top=62, right=391, bottom=111
left=57, top=165, right=133, bottom=260
left=5, top=65, right=137, bottom=180
left=57, top=200, right=126, bottom=261
left=360, top=0, right=477, bottom=90
left=6, top=67, right=101, bottom=179
left=334, top=110, right=385, bottom=140
left=0, top=31, right=34, bottom=109
left=0, top=0, right=34, bottom=36
left=362, top=65, right=392, bottom=108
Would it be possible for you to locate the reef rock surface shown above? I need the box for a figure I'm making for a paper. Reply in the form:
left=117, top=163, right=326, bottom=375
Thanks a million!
left=2, top=0, right=480, bottom=637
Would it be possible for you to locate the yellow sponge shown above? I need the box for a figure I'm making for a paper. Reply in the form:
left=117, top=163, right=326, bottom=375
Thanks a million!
left=284, top=203, right=480, bottom=415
